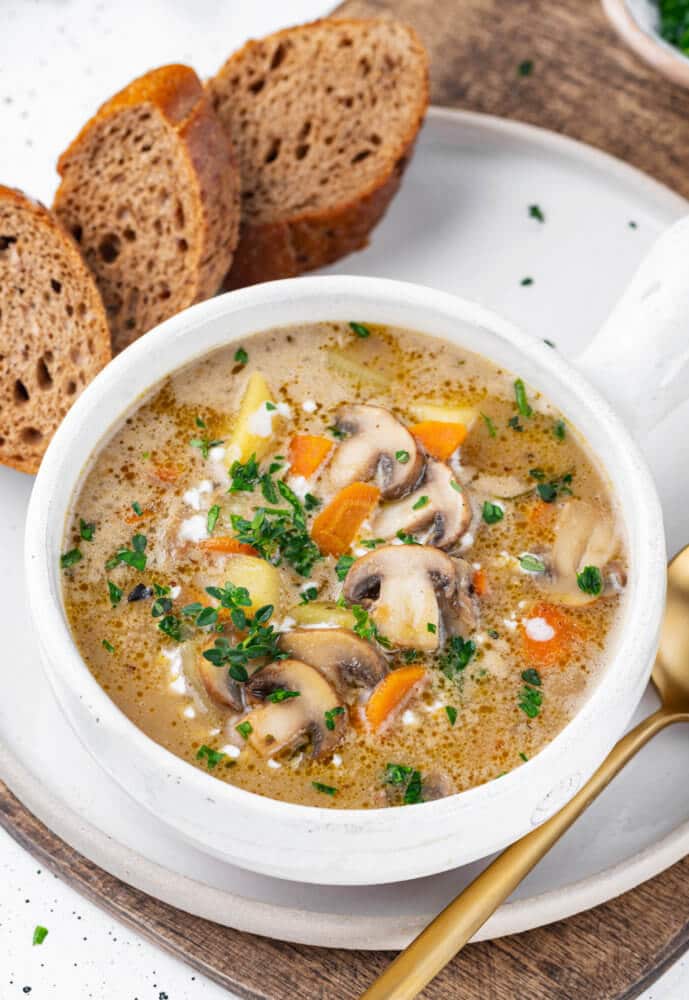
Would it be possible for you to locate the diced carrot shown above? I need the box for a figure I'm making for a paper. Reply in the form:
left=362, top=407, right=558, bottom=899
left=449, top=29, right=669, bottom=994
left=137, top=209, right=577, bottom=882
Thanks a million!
left=311, top=482, right=380, bottom=557
left=409, top=421, right=468, bottom=461
left=151, top=463, right=181, bottom=483
left=526, top=497, right=558, bottom=529
left=473, top=568, right=488, bottom=596
left=288, top=434, right=334, bottom=478
left=198, top=536, right=259, bottom=557
left=520, top=601, right=575, bottom=669
left=365, top=666, right=427, bottom=732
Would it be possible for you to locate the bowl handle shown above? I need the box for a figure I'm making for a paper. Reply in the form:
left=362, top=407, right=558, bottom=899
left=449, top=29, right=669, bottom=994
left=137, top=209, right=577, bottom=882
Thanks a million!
left=576, top=215, right=689, bottom=436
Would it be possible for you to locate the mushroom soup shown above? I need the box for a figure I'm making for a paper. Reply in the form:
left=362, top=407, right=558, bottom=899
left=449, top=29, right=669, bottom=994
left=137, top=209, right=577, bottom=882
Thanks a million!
left=62, top=322, right=627, bottom=808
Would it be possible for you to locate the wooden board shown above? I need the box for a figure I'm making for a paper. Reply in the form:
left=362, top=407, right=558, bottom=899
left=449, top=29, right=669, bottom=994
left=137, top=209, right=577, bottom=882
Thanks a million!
left=5, top=1, right=689, bottom=997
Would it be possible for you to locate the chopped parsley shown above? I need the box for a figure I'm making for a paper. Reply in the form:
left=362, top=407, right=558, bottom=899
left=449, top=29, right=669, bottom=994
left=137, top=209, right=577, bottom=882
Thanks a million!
left=518, top=679, right=543, bottom=719
left=196, top=745, right=226, bottom=769
left=519, top=752, right=529, bottom=762
left=445, top=705, right=458, bottom=727
left=236, top=721, right=253, bottom=739
left=543, top=338, right=556, bottom=349
left=426, top=622, right=437, bottom=634
left=529, top=203, right=545, bottom=223
left=514, top=378, right=533, bottom=417
left=384, top=764, right=423, bottom=805
left=482, top=500, right=504, bottom=524
left=105, top=533, right=147, bottom=572
left=439, top=635, right=476, bottom=681
left=520, top=277, right=534, bottom=286
left=229, top=454, right=261, bottom=493
left=519, top=553, right=546, bottom=574
left=107, top=580, right=122, bottom=607
left=32, top=925, right=48, bottom=946
left=518, top=58, right=533, bottom=76
left=402, top=649, right=420, bottom=663
left=234, top=347, right=248, bottom=365
left=231, top=480, right=321, bottom=577
left=102, top=639, right=115, bottom=654
left=359, top=538, right=385, bottom=549
left=553, top=419, right=566, bottom=440
left=79, top=518, right=95, bottom=541
left=60, top=548, right=82, bottom=569
left=396, top=449, right=410, bottom=463
left=577, top=565, right=603, bottom=596
left=325, top=706, right=345, bottom=731
left=529, top=468, right=545, bottom=480
left=412, top=495, right=429, bottom=510
left=207, top=504, right=221, bottom=534
left=508, top=415, right=524, bottom=432
left=536, top=471, right=573, bottom=503
left=299, top=585, right=319, bottom=605
left=151, top=594, right=173, bottom=617
left=190, top=430, right=225, bottom=459
left=521, top=668, right=542, bottom=686
left=481, top=412, right=497, bottom=437
left=335, top=554, right=355, bottom=581
left=349, top=321, right=371, bottom=338
left=396, top=529, right=419, bottom=545
left=158, top=614, right=184, bottom=642
left=487, top=628, right=500, bottom=640
left=351, top=604, right=390, bottom=648
left=659, top=1, right=689, bottom=54
left=203, top=599, right=283, bottom=679
left=312, top=781, right=337, bottom=796
left=327, top=424, right=346, bottom=440
left=131, top=501, right=143, bottom=517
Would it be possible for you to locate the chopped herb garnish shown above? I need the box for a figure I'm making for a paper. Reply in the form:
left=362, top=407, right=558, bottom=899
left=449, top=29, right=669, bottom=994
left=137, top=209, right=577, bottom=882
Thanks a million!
left=522, top=668, right=542, bottom=687
left=131, top=501, right=143, bottom=517
left=537, top=482, right=557, bottom=503
left=519, top=553, right=546, bottom=574
left=481, top=412, right=497, bottom=437
left=312, top=781, right=337, bottom=796
left=450, top=480, right=463, bottom=494
left=207, top=504, right=221, bottom=534
left=229, top=454, right=261, bottom=493
left=265, top=401, right=277, bottom=412
left=518, top=58, right=533, bottom=76
left=128, top=583, right=152, bottom=603
left=32, top=926, right=48, bottom=946
left=234, top=347, right=248, bottom=365
left=553, top=419, right=566, bottom=440
left=304, top=493, right=321, bottom=511
left=396, top=529, right=419, bottom=545
left=195, top=606, right=219, bottom=628
left=325, top=706, right=345, bottom=731
left=445, top=705, right=458, bottom=727
left=519, top=751, right=529, bottom=762
left=577, top=565, right=603, bottom=596
left=190, top=431, right=225, bottom=460
left=529, top=203, right=545, bottom=222
left=233, top=721, right=251, bottom=741
left=231, top=480, right=321, bottom=577
left=79, top=518, right=95, bottom=541
left=529, top=468, right=546, bottom=480
left=543, top=338, right=556, bottom=348
left=402, top=649, right=420, bottom=663
left=60, top=548, right=82, bottom=569
left=482, top=500, right=504, bottom=524
left=151, top=595, right=173, bottom=617
left=196, top=745, right=226, bottom=768
left=403, top=770, right=423, bottom=805
left=335, top=554, right=355, bottom=581
left=520, top=277, right=534, bottom=286
left=107, top=580, right=122, bottom=607
left=203, top=599, right=283, bottom=676
left=518, top=684, right=543, bottom=718
left=439, top=635, right=476, bottom=680
left=327, top=424, right=346, bottom=440
left=385, top=763, right=413, bottom=785
left=349, top=321, right=371, bottom=338
left=360, top=538, right=385, bottom=549
left=299, top=585, right=319, bottom=605
left=105, top=534, right=147, bottom=572
left=426, top=622, right=437, bottom=635
left=383, top=764, right=424, bottom=805
left=508, top=416, right=523, bottom=433
left=158, top=614, right=184, bottom=642
left=102, top=639, right=115, bottom=653
left=412, top=495, right=430, bottom=510
left=487, top=628, right=500, bottom=640
left=629, top=220, right=638, bottom=229
left=514, top=378, right=533, bottom=417
left=396, top=449, right=410, bottom=463
left=351, top=604, right=391, bottom=647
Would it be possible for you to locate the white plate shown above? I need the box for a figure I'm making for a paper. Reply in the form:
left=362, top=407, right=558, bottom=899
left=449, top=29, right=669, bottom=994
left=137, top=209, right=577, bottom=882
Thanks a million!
left=3, top=107, right=689, bottom=951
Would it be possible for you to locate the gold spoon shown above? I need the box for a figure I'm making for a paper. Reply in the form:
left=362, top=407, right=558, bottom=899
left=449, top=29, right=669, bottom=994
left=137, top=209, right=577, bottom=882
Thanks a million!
left=362, top=546, right=689, bottom=1000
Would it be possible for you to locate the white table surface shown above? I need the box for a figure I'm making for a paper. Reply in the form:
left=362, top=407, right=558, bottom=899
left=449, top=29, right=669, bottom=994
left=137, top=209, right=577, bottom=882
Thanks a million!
left=0, top=1, right=686, bottom=996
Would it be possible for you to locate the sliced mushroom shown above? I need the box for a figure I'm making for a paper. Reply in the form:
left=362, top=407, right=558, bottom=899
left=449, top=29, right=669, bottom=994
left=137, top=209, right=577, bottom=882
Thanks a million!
left=328, top=404, right=423, bottom=499
left=537, top=500, right=619, bottom=606
left=343, top=545, right=475, bottom=651
left=197, top=653, right=244, bottom=711
left=279, top=628, right=388, bottom=701
left=243, top=659, right=346, bottom=759
left=372, top=460, right=471, bottom=549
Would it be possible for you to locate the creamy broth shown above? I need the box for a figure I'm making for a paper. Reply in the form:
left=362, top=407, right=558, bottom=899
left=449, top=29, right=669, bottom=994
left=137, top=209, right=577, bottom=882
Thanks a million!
left=62, top=323, right=627, bottom=808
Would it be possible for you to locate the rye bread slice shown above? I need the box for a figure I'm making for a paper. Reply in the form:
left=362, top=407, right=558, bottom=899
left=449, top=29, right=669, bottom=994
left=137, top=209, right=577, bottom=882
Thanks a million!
left=207, top=18, right=428, bottom=288
left=53, top=64, right=240, bottom=354
left=0, top=185, right=111, bottom=474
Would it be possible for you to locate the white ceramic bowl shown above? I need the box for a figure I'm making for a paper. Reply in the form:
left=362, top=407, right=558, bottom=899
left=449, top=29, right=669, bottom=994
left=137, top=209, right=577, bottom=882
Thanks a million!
left=602, top=0, right=689, bottom=89
left=26, top=218, right=689, bottom=885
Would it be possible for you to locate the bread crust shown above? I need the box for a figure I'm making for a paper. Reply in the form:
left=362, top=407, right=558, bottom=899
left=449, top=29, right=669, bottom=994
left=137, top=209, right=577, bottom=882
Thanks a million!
left=54, top=65, right=240, bottom=351
left=209, top=18, right=429, bottom=289
left=0, top=185, right=110, bottom=475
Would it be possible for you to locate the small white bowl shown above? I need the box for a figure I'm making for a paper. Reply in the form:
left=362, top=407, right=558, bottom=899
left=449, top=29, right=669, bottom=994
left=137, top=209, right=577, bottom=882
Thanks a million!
left=603, top=0, right=689, bottom=88
left=26, top=213, right=689, bottom=884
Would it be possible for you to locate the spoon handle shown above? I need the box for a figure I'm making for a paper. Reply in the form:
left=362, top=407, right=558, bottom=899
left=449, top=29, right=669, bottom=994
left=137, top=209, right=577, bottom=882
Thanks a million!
left=361, top=708, right=678, bottom=1000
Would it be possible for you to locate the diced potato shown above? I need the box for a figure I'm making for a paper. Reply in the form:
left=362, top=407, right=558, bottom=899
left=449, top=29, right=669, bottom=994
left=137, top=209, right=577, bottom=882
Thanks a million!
left=225, top=371, right=279, bottom=466
left=410, top=402, right=478, bottom=427
left=220, top=554, right=282, bottom=615
left=326, top=349, right=391, bottom=390
left=288, top=600, right=356, bottom=630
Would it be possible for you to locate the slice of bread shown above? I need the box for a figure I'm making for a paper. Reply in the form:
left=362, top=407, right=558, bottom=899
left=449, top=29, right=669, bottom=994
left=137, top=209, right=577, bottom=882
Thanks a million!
left=54, top=65, right=240, bottom=354
left=207, top=18, right=428, bottom=288
left=0, top=185, right=111, bottom=474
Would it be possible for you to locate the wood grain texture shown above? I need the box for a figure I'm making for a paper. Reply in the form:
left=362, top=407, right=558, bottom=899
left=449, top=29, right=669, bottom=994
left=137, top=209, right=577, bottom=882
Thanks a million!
left=5, top=2, right=689, bottom=996
left=1, top=777, right=689, bottom=999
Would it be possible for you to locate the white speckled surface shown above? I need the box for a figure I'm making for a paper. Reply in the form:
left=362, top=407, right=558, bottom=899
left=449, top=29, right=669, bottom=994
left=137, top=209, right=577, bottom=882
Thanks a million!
left=1, top=0, right=687, bottom=995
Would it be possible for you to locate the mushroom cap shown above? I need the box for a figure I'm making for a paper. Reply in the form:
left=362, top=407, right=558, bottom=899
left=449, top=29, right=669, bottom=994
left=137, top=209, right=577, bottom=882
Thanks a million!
left=279, top=628, right=388, bottom=700
left=328, top=404, right=424, bottom=499
left=538, top=500, right=618, bottom=606
left=372, top=460, right=471, bottom=548
left=343, top=545, right=468, bottom=651
left=243, top=658, right=346, bottom=759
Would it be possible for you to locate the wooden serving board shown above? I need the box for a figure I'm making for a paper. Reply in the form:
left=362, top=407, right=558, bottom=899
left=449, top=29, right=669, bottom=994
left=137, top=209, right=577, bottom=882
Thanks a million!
left=5, top=1, right=689, bottom=997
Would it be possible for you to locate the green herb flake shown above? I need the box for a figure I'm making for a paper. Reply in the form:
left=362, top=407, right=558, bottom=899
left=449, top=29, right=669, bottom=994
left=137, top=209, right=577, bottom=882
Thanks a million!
left=445, top=705, right=458, bottom=727
left=553, top=419, right=566, bottom=441
left=207, top=504, right=221, bottom=535
left=396, top=449, right=410, bottom=464
left=402, top=649, right=420, bottom=663
left=299, top=585, right=319, bottom=605
left=107, top=580, right=122, bottom=607
left=528, top=203, right=545, bottom=223
left=312, top=781, right=337, bottom=796
left=514, top=378, right=533, bottom=417
left=439, top=635, right=476, bottom=681
left=518, top=684, right=543, bottom=718
left=349, top=321, right=371, bottom=338
left=325, top=706, right=345, bottom=731
left=518, top=58, right=533, bottom=76
left=412, top=495, right=430, bottom=510
left=351, top=604, right=391, bottom=647
left=79, top=518, right=95, bottom=541
left=234, top=347, right=248, bottom=366
left=508, top=415, right=524, bottom=433
left=577, top=565, right=603, bottom=596
left=190, top=433, right=225, bottom=460
left=529, top=468, right=546, bottom=481
left=543, top=338, right=556, bottom=349
left=487, top=628, right=500, bottom=640
left=131, top=501, right=143, bottom=517
left=60, top=548, right=83, bottom=569
left=450, top=479, right=463, bottom=494
left=102, top=639, right=115, bottom=654
left=384, top=763, right=413, bottom=785
left=521, top=668, right=542, bottom=687
left=196, top=744, right=227, bottom=768
left=482, top=500, right=504, bottom=525
left=360, top=538, right=385, bottom=549
left=106, top=534, right=147, bottom=572
left=520, top=276, right=534, bottom=286
left=481, top=412, right=497, bottom=437
left=519, top=752, right=529, bottom=762
left=403, top=770, right=423, bottom=805
left=426, top=622, right=437, bottom=634
left=396, top=529, right=419, bottom=545
left=335, top=554, right=355, bottom=581
left=32, top=925, right=49, bottom=946
left=537, top=482, right=557, bottom=503
left=628, top=220, right=638, bottom=229
left=327, top=424, right=346, bottom=440
left=519, top=553, right=546, bottom=574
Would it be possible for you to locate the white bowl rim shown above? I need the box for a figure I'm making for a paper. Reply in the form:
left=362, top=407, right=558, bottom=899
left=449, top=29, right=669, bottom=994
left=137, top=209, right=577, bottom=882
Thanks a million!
left=25, top=273, right=666, bottom=829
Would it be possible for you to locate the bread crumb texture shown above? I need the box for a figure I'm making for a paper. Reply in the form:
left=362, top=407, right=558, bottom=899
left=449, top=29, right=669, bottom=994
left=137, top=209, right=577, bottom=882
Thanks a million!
left=0, top=185, right=111, bottom=474
left=54, top=65, right=240, bottom=354
left=208, top=18, right=429, bottom=287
